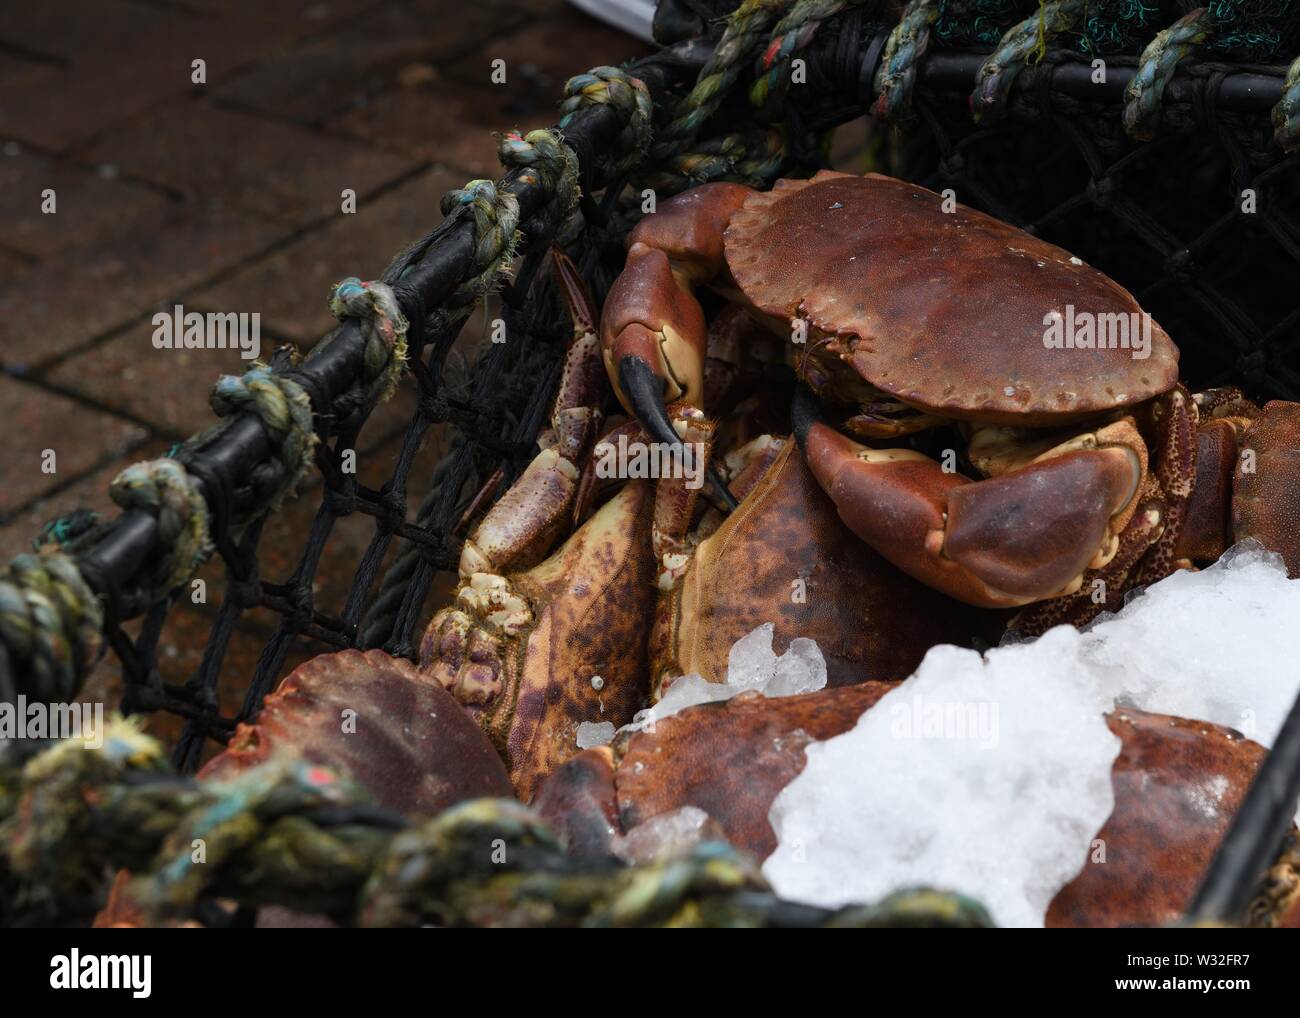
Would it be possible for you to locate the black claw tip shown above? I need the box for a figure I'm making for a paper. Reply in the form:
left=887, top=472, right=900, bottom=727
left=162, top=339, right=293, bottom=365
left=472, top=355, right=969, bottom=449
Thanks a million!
left=619, top=355, right=738, bottom=513
left=791, top=382, right=822, bottom=452
left=619, top=356, right=680, bottom=449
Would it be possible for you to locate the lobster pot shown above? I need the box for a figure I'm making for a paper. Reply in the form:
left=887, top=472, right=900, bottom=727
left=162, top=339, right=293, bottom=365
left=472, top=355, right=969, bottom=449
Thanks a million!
left=1, top=0, right=1300, bottom=932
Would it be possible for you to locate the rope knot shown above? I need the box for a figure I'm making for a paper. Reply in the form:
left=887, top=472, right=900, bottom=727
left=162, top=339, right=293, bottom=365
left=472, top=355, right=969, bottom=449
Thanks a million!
left=1123, top=8, right=1216, bottom=141
left=109, top=459, right=213, bottom=603
left=329, top=277, right=409, bottom=404
left=211, top=365, right=317, bottom=510
left=873, top=0, right=941, bottom=122
left=0, top=549, right=104, bottom=702
left=496, top=128, right=580, bottom=244
left=437, top=180, right=521, bottom=309
left=560, top=66, right=652, bottom=179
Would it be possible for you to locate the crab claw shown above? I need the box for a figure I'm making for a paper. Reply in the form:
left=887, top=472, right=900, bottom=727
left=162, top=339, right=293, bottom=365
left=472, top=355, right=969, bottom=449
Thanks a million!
left=620, top=356, right=736, bottom=511
left=602, top=242, right=706, bottom=407
left=795, top=385, right=1142, bottom=608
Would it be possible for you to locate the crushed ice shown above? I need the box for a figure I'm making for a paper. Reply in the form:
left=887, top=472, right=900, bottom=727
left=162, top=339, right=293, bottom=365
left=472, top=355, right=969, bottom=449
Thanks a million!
left=764, top=543, right=1300, bottom=927
left=574, top=623, right=827, bottom=749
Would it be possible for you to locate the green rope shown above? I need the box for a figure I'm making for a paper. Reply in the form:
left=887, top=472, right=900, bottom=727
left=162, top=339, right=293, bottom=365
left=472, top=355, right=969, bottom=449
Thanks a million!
left=4, top=720, right=174, bottom=905
left=108, top=459, right=213, bottom=602
left=559, top=66, right=653, bottom=180
left=872, top=0, right=942, bottom=121
left=0, top=550, right=103, bottom=703
left=437, top=180, right=522, bottom=320
left=653, top=0, right=792, bottom=160
left=326, top=276, right=410, bottom=406
left=1272, top=53, right=1300, bottom=153
left=749, top=0, right=865, bottom=116
left=971, top=0, right=1088, bottom=121
left=1123, top=7, right=1216, bottom=141
left=1, top=717, right=996, bottom=928
left=496, top=128, right=581, bottom=244
left=209, top=365, right=318, bottom=511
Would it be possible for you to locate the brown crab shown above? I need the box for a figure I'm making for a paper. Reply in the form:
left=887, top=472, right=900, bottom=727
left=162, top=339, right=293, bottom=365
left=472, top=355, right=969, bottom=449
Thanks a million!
left=418, top=249, right=1009, bottom=796
left=648, top=430, right=1000, bottom=697
left=96, top=648, right=513, bottom=928
left=197, top=649, right=512, bottom=812
left=599, top=170, right=1300, bottom=631
left=533, top=684, right=1300, bottom=928
left=418, top=254, right=718, bottom=800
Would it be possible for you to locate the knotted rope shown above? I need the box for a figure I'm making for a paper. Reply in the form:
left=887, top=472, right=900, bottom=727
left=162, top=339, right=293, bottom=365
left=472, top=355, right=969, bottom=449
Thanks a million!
left=209, top=365, right=317, bottom=511
left=653, top=0, right=791, bottom=160
left=326, top=276, right=410, bottom=406
left=497, top=128, right=582, bottom=245
left=0, top=718, right=997, bottom=928
left=436, top=180, right=522, bottom=315
left=559, top=66, right=653, bottom=181
left=750, top=0, right=867, bottom=116
left=971, top=0, right=1088, bottom=121
left=108, top=459, right=213, bottom=602
left=0, top=551, right=103, bottom=703
left=1273, top=53, right=1300, bottom=153
left=872, top=0, right=940, bottom=121
left=1123, top=7, right=1216, bottom=141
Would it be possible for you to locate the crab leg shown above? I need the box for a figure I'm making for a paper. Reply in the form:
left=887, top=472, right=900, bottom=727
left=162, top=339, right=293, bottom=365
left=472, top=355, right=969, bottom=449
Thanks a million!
left=794, top=385, right=1148, bottom=609
left=458, top=251, right=607, bottom=578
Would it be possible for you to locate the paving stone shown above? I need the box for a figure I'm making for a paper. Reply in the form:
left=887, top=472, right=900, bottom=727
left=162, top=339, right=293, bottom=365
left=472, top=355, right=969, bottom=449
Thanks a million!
left=0, top=437, right=171, bottom=563
left=0, top=200, right=281, bottom=369
left=335, top=79, right=505, bottom=178
left=84, top=99, right=418, bottom=227
left=0, top=0, right=185, bottom=65
left=164, top=0, right=373, bottom=28
left=0, top=376, right=148, bottom=518
left=0, top=246, right=34, bottom=277
left=0, top=147, right=176, bottom=260
left=213, top=1, right=522, bottom=126
left=192, top=166, right=469, bottom=344
left=0, top=50, right=56, bottom=89
left=337, top=9, right=651, bottom=176
left=44, top=319, right=283, bottom=438
left=0, top=12, right=299, bottom=151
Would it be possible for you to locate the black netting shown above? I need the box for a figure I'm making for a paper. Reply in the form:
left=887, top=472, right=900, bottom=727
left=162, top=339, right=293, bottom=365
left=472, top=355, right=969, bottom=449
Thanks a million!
left=890, top=53, right=1300, bottom=402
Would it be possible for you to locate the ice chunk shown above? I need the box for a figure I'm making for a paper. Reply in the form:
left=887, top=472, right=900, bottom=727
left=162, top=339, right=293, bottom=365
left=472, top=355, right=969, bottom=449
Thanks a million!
left=726, top=623, right=781, bottom=688
left=575, top=721, right=617, bottom=749
left=764, top=542, right=1300, bottom=926
left=610, top=806, right=722, bottom=865
left=573, top=624, right=828, bottom=749
left=765, top=628, right=1120, bottom=927
left=1080, top=542, right=1300, bottom=751
left=636, top=623, right=827, bottom=731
